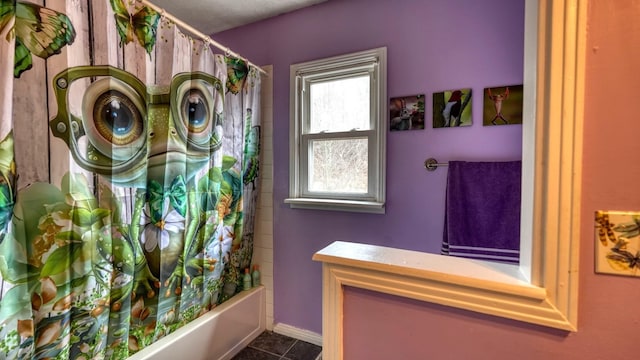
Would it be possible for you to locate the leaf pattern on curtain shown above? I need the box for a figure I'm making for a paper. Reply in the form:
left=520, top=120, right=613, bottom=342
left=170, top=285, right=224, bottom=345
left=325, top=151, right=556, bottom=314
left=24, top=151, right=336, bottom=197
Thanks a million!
left=0, top=1, right=262, bottom=358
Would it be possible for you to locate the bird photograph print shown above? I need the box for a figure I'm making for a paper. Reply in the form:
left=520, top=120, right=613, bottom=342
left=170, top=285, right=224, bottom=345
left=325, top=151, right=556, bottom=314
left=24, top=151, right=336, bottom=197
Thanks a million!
left=483, top=84, right=523, bottom=126
left=432, top=88, right=472, bottom=128
left=389, top=94, right=425, bottom=131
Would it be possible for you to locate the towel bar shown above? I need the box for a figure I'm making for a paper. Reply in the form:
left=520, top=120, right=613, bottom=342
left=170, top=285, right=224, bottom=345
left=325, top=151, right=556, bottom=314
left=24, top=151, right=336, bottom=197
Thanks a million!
left=424, top=158, right=448, bottom=171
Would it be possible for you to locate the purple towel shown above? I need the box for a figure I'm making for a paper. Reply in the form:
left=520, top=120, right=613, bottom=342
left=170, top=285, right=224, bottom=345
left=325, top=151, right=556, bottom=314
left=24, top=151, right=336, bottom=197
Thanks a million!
left=441, top=161, right=521, bottom=264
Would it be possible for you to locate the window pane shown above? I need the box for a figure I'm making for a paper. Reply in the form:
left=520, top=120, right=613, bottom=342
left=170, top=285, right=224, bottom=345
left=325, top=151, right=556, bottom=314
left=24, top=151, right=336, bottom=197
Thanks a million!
left=309, top=76, right=370, bottom=133
left=309, top=138, right=368, bottom=193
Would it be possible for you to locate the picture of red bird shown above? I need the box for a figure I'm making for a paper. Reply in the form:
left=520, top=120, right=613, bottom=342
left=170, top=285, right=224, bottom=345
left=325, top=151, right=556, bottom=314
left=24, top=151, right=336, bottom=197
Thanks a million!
left=432, top=88, right=472, bottom=128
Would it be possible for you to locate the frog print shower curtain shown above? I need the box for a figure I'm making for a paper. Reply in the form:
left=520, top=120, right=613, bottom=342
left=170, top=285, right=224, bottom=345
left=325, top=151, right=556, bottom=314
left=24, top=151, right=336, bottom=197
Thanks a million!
left=0, top=1, right=262, bottom=358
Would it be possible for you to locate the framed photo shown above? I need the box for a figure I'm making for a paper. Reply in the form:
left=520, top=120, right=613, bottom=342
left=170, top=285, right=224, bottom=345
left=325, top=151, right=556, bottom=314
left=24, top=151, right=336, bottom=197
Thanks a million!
left=595, top=210, right=640, bottom=277
left=483, top=84, right=523, bottom=126
left=432, top=88, right=472, bottom=128
left=389, top=94, right=425, bottom=131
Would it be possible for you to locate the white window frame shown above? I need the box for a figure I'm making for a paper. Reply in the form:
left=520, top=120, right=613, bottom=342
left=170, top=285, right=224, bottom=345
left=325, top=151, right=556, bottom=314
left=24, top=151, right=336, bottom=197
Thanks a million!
left=286, top=47, right=387, bottom=213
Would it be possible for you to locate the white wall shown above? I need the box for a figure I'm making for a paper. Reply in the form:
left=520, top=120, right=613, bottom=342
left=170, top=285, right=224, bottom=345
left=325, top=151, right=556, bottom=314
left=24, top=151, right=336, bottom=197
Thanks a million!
left=253, top=65, right=274, bottom=329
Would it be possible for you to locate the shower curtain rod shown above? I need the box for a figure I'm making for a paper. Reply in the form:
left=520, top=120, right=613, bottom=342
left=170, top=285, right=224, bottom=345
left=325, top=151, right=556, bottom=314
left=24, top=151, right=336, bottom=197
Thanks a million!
left=138, top=0, right=268, bottom=75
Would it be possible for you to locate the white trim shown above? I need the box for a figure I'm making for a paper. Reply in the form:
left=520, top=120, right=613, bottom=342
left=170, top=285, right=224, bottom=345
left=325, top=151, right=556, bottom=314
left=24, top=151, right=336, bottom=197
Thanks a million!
left=284, top=197, right=384, bottom=214
left=312, top=0, right=586, bottom=358
left=273, top=322, right=323, bottom=347
left=518, top=0, right=540, bottom=283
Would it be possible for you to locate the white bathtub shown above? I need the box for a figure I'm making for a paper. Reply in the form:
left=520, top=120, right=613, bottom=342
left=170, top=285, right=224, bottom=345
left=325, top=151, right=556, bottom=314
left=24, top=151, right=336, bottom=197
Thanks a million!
left=128, top=286, right=266, bottom=360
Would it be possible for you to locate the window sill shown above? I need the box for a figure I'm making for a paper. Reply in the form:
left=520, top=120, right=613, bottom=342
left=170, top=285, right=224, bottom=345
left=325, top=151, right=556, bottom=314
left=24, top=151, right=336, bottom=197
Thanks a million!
left=284, top=198, right=385, bottom=214
left=312, top=241, right=574, bottom=359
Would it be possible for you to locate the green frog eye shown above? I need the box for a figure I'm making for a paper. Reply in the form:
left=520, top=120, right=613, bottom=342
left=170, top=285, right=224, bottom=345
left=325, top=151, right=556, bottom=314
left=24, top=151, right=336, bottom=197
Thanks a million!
left=82, top=78, right=146, bottom=161
left=181, top=89, right=209, bottom=133
left=174, top=79, right=215, bottom=147
left=93, top=90, right=143, bottom=144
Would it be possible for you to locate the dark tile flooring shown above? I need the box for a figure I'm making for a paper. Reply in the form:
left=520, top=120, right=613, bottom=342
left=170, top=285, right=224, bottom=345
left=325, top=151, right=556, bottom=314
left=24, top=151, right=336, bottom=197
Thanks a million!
left=232, top=331, right=322, bottom=360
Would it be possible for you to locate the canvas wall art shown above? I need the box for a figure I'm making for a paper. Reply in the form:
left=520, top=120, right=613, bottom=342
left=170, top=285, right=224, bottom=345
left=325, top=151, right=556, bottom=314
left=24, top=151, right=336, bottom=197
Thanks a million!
left=483, top=84, right=523, bottom=126
left=390, top=94, right=425, bottom=131
left=595, top=210, right=640, bottom=277
left=432, top=88, right=472, bottom=128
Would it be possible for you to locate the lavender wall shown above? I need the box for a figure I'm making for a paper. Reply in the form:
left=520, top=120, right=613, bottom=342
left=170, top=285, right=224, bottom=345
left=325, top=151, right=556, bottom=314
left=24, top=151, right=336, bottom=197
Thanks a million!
left=214, top=0, right=525, bottom=333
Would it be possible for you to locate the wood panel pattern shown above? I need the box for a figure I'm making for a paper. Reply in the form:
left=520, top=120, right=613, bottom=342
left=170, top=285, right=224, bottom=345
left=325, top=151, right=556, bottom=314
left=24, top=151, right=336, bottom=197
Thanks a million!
left=13, top=0, right=48, bottom=190
left=45, top=0, right=92, bottom=188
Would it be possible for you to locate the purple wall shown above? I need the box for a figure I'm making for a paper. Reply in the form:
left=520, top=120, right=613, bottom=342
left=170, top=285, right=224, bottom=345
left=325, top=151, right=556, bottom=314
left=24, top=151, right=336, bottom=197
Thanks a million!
left=214, top=0, right=525, bottom=333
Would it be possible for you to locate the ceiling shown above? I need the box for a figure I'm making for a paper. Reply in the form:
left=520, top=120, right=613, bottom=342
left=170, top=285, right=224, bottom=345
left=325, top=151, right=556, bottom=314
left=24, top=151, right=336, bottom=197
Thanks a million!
left=150, top=0, right=328, bottom=35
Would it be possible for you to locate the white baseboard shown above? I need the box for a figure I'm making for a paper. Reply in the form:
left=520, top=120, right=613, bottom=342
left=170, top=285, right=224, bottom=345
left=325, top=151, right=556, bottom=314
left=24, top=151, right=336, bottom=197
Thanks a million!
left=272, top=322, right=323, bottom=347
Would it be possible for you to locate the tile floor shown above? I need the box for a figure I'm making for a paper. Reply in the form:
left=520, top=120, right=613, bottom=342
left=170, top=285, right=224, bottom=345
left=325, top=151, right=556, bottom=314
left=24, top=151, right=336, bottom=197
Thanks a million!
left=232, top=331, right=322, bottom=360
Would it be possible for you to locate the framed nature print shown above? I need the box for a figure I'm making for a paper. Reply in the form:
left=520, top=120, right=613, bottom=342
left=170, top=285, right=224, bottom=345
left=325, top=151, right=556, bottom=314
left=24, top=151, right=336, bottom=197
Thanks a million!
left=433, top=88, right=472, bottom=128
left=595, top=210, right=640, bottom=277
left=390, top=94, right=425, bottom=131
left=483, top=85, right=523, bottom=126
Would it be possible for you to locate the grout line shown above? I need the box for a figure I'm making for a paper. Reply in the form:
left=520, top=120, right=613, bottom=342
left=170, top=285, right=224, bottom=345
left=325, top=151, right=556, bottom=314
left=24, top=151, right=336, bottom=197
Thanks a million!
left=246, top=345, right=287, bottom=359
left=281, top=339, right=298, bottom=358
left=240, top=331, right=321, bottom=360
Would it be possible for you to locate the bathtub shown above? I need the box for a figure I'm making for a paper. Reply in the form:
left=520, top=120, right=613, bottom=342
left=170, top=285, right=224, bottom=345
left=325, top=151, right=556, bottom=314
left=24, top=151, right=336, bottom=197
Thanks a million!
left=127, top=286, right=266, bottom=360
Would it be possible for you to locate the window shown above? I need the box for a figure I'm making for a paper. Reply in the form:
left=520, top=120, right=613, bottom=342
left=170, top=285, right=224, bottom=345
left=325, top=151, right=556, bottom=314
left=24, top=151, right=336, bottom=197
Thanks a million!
left=286, top=47, right=387, bottom=213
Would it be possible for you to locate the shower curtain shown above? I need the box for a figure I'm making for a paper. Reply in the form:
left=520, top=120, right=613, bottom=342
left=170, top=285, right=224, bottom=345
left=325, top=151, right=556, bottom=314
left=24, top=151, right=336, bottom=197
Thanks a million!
left=0, top=0, right=262, bottom=358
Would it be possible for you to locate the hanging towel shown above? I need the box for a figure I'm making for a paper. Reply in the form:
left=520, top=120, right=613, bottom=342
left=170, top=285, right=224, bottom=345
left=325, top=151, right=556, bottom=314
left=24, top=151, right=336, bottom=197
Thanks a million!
left=441, top=161, right=521, bottom=264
